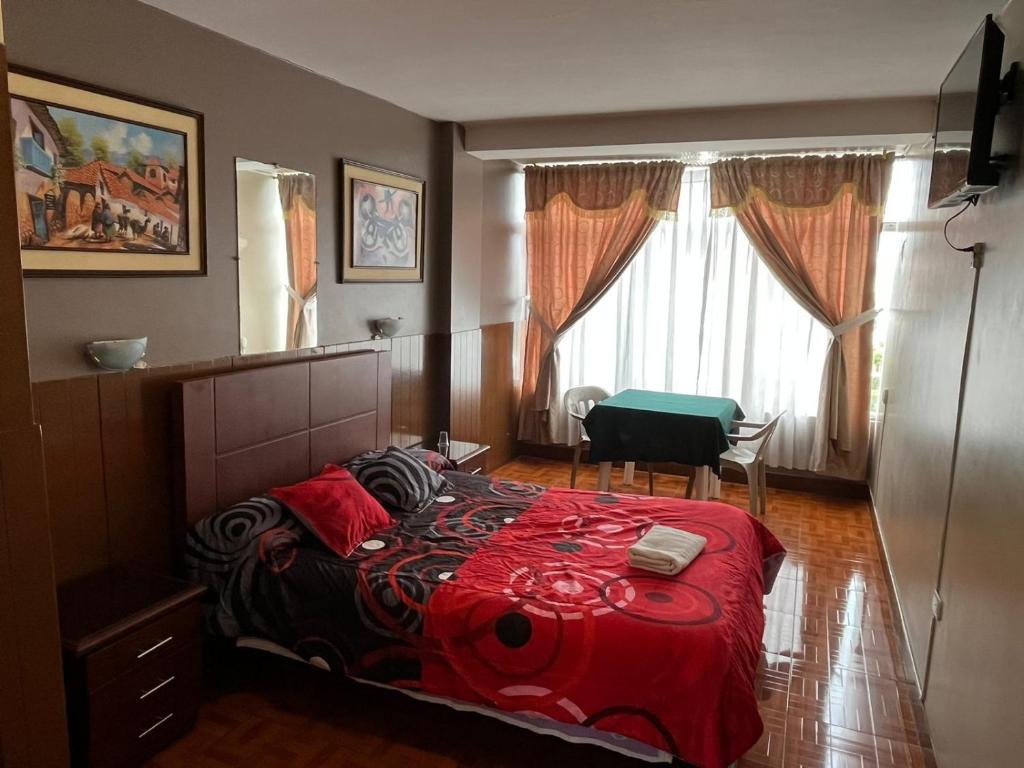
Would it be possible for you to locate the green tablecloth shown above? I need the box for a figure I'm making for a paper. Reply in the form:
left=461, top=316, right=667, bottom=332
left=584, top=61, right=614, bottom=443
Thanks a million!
left=582, top=389, right=745, bottom=474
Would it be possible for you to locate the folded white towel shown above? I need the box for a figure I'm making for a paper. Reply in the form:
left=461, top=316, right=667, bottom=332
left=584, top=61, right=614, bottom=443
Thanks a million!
left=628, top=524, right=707, bottom=576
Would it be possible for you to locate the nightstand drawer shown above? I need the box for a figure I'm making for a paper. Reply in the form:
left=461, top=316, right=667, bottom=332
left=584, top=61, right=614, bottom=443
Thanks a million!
left=87, top=642, right=201, bottom=768
left=85, top=602, right=200, bottom=692
left=434, top=440, right=490, bottom=475
left=456, top=452, right=488, bottom=475
left=60, top=568, right=206, bottom=767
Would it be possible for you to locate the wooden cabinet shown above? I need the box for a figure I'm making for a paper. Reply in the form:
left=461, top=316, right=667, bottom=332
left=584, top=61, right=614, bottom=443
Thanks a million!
left=58, top=568, right=205, bottom=767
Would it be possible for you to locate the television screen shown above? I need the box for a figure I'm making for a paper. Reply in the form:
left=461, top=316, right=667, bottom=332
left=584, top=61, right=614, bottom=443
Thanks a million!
left=928, top=15, right=1004, bottom=208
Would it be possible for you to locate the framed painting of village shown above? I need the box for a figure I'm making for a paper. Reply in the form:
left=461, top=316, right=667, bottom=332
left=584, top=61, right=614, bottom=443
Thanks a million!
left=8, top=67, right=205, bottom=276
left=340, top=159, right=423, bottom=283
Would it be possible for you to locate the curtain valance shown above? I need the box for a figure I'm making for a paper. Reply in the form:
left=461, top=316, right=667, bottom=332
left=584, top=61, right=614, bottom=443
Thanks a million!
left=526, top=161, right=683, bottom=217
left=710, top=153, right=892, bottom=214
left=279, top=173, right=316, bottom=211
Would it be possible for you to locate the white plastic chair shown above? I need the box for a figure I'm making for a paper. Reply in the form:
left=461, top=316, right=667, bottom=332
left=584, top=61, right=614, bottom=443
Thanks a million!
left=720, top=412, right=785, bottom=516
left=563, top=386, right=654, bottom=494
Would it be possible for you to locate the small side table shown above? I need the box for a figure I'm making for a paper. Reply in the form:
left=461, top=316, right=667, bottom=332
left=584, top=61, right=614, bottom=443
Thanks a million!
left=444, top=440, right=491, bottom=475
left=58, top=567, right=206, bottom=768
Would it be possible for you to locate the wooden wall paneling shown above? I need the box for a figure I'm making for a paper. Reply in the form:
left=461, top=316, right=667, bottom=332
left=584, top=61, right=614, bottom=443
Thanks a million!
left=450, top=329, right=482, bottom=443
left=34, top=340, right=439, bottom=592
left=229, top=346, right=326, bottom=371
left=391, top=335, right=428, bottom=448
left=97, top=371, right=162, bottom=571
left=449, top=332, right=463, bottom=440
left=449, top=332, right=462, bottom=440
left=398, top=336, right=411, bottom=446
left=174, top=378, right=217, bottom=531
left=480, top=323, right=517, bottom=471
left=376, top=352, right=392, bottom=449
left=421, top=335, right=431, bottom=446
left=33, top=377, right=108, bottom=583
left=137, top=365, right=203, bottom=571
left=424, top=333, right=451, bottom=448
left=390, top=335, right=410, bottom=446
left=469, top=330, right=482, bottom=441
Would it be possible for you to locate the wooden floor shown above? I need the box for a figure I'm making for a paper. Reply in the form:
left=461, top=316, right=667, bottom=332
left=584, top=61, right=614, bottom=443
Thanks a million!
left=148, top=457, right=933, bottom=768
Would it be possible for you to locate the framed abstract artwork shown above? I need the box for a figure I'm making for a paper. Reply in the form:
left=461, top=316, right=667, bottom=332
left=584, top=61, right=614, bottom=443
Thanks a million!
left=8, top=67, right=205, bottom=276
left=340, top=159, right=423, bottom=283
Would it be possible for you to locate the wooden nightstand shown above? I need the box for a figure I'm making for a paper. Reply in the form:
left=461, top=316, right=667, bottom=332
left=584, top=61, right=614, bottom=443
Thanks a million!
left=445, top=440, right=491, bottom=475
left=58, top=567, right=206, bottom=768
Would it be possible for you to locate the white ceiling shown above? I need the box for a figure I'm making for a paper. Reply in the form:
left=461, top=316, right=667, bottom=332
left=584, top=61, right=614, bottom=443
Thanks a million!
left=142, top=0, right=998, bottom=122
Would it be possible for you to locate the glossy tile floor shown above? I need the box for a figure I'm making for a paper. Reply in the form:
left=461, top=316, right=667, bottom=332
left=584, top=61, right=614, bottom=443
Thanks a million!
left=494, top=459, right=934, bottom=768
left=150, top=458, right=933, bottom=768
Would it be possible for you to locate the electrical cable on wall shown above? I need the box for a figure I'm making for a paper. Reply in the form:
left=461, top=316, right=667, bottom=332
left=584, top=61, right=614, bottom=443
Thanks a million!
left=943, top=195, right=980, bottom=252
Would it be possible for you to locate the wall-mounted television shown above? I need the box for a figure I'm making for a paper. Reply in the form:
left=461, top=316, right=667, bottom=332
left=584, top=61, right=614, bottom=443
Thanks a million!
left=928, top=15, right=1006, bottom=209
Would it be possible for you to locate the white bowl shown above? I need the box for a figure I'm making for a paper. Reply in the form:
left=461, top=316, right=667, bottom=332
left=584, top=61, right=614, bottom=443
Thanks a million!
left=86, top=337, right=148, bottom=371
left=373, top=317, right=403, bottom=338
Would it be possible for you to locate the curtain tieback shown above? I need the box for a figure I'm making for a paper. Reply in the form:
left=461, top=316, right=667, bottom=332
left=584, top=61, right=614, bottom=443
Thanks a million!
left=528, top=300, right=559, bottom=337
left=829, top=308, right=880, bottom=339
left=285, top=285, right=317, bottom=308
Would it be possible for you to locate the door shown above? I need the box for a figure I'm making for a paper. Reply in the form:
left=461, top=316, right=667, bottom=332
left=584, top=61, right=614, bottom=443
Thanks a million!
left=29, top=195, right=47, bottom=239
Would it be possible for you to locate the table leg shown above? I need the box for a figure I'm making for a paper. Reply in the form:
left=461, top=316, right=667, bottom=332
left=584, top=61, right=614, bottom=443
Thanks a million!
left=694, top=466, right=711, bottom=500
left=709, top=473, right=722, bottom=499
left=597, top=462, right=612, bottom=492
left=623, top=461, right=636, bottom=485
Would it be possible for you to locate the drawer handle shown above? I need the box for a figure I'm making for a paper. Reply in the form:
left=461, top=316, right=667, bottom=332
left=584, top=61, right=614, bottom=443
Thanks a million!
left=136, top=635, right=174, bottom=659
left=139, top=675, right=176, bottom=701
left=138, top=713, right=174, bottom=739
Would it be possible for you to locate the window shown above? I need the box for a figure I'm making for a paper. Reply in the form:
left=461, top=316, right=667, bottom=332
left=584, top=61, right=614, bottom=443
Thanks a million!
left=553, top=160, right=908, bottom=469
left=871, top=159, right=915, bottom=414
left=30, top=120, right=45, bottom=149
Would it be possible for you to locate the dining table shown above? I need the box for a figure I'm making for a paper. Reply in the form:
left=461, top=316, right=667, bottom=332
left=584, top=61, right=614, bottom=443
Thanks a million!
left=581, top=389, right=745, bottom=500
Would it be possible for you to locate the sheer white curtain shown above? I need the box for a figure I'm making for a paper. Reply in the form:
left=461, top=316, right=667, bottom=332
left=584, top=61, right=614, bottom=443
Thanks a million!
left=553, top=167, right=831, bottom=470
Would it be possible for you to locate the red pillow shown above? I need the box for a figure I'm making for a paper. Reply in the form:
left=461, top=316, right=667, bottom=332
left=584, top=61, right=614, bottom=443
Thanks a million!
left=269, top=466, right=393, bottom=557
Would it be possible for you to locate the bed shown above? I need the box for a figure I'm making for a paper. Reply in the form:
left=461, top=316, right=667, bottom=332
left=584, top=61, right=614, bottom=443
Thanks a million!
left=174, top=352, right=785, bottom=768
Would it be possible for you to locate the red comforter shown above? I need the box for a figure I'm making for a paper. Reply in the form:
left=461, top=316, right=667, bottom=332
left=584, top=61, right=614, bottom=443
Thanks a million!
left=187, top=474, right=784, bottom=767
left=422, top=487, right=784, bottom=767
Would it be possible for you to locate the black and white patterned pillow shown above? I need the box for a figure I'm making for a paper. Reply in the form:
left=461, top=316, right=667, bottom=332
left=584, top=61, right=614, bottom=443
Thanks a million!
left=183, top=495, right=302, bottom=635
left=350, top=446, right=451, bottom=514
left=346, top=446, right=454, bottom=475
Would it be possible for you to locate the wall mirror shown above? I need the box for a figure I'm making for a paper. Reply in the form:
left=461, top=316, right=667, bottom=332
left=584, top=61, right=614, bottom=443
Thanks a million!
left=235, top=158, right=317, bottom=355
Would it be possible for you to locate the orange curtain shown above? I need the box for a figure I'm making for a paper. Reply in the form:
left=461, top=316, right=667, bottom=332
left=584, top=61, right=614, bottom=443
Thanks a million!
left=710, top=153, right=893, bottom=479
left=518, top=161, right=685, bottom=443
left=278, top=174, right=317, bottom=350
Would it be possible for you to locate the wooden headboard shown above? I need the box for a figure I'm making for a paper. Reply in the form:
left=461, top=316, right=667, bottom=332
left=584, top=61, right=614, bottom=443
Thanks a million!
left=173, top=351, right=391, bottom=528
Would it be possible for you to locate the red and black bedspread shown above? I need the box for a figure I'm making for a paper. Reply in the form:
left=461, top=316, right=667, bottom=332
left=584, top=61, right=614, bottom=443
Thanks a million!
left=186, top=472, right=785, bottom=768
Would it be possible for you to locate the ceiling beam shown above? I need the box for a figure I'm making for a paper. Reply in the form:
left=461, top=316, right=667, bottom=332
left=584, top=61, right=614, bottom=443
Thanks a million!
left=464, top=96, right=935, bottom=161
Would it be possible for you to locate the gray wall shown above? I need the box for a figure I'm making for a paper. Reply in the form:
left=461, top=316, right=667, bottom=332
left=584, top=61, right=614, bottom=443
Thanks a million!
left=871, top=148, right=974, bottom=685
left=447, top=136, right=526, bottom=331
left=6, top=0, right=445, bottom=380
left=873, top=1, right=1024, bottom=763
left=450, top=128, right=483, bottom=333
left=480, top=160, right=525, bottom=326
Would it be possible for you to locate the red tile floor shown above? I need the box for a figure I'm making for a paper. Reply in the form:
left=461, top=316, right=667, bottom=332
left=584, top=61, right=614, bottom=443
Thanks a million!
left=150, top=457, right=933, bottom=768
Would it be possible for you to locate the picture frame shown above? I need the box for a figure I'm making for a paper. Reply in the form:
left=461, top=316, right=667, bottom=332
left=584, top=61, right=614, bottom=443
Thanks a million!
left=340, top=159, right=423, bottom=283
left=8, top=66, right=206, bottom=276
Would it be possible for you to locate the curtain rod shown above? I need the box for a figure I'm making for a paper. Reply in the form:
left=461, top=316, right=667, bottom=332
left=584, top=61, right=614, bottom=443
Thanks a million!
left=521, top=146, right=906, bottom=169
